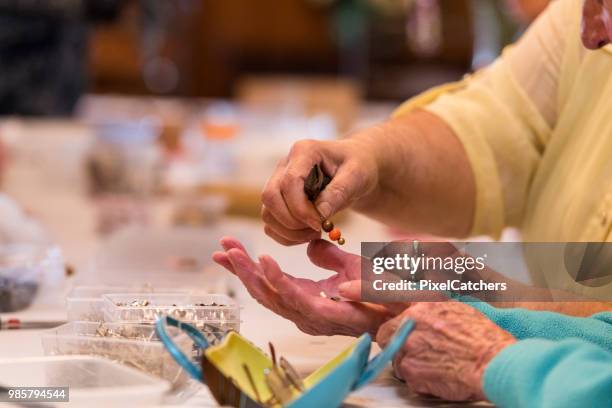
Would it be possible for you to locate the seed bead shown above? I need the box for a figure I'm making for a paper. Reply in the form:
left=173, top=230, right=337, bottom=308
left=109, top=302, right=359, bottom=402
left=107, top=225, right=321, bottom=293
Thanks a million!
left=337, top=237, right=345, bottom=245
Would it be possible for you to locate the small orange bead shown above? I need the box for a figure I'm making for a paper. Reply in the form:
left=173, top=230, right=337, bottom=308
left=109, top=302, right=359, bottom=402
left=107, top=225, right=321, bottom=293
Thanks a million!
left=329, top=228, right=341, bottom=241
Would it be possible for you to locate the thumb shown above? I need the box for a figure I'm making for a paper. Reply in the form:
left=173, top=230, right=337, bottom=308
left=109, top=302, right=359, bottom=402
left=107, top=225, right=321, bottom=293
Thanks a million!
left=307, top=239, right=358, bottom=274
left=314, top=164, right=366, bottom=219
left=375, top=313, right=406, bottom=347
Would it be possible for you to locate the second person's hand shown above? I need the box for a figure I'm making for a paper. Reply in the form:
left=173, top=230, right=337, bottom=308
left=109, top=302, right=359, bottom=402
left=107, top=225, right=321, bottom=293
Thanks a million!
left=377, top=302, right=516, bottom=402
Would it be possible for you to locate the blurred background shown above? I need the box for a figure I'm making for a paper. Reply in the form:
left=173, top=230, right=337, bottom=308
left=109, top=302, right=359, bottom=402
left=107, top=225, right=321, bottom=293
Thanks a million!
left=0, top=0, right=551, bottom=114
left=0, top=0, right=550, bottom=308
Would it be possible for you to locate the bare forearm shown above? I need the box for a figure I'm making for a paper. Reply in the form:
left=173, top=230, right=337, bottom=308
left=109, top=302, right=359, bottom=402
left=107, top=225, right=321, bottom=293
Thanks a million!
left=352, top=110, right=476, bottom=238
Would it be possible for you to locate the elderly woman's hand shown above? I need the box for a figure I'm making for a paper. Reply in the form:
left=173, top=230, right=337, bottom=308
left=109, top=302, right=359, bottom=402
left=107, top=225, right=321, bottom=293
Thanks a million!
left=376, top=301, right=516, bottom=402
left=261, top=138, right=379, bottom=246
left=213, top=237, right=394, bottom=337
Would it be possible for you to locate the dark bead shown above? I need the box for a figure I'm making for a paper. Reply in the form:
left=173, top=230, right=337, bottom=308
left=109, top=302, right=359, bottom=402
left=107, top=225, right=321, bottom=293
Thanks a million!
left=322, top=220, right=334, bottom=232
left=338, top=237, right=346, bottom=245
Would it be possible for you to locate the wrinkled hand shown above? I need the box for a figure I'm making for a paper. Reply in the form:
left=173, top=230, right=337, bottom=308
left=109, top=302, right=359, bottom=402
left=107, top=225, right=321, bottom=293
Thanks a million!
left=376, top=301, right=516, bottom=402
left=212, top=237, right=394, bottom=337
left=261, top=138, right=379, bottom=245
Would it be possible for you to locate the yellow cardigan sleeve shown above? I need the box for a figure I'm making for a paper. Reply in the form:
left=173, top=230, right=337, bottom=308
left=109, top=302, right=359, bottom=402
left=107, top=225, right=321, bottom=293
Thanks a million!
left=393, top=55, right=552, bottom=238
left=391, top=0, right=581, bottom=239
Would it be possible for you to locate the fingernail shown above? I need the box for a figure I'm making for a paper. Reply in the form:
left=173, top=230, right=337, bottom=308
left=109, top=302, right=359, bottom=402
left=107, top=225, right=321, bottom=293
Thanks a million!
left=317, top=202, right=332, bottom=219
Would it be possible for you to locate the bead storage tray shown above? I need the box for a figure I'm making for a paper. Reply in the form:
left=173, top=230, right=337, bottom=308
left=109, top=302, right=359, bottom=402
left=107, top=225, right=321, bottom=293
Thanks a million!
left=41, top=321, right=193, bottom=389
left=66, top=285, right=190, bottom=322
left=102, top=293, right=241, bottom=340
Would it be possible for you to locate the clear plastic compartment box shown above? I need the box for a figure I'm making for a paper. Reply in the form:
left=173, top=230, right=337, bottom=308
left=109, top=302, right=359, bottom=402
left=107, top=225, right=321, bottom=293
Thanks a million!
left=66, top=285, right=189, bottom=322
left=41, top=321, right=195, bottom=387
left=102, top=293, right=240, bottom=341
left=0, top=355, right=170, bottom=406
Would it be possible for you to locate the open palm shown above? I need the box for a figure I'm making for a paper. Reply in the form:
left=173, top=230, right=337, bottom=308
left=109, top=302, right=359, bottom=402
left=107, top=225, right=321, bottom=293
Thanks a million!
left=212, top=237, right=394, bottom=337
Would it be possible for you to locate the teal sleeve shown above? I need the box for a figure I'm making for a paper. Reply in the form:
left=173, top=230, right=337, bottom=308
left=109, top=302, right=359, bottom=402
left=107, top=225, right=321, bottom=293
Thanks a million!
left=465, top=301, right=612, bottom=351
left=483, top=339, right=612, bottom=408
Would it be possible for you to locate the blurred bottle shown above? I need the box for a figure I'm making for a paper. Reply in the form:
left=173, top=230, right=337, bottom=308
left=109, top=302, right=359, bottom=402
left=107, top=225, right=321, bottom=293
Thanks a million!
left=0, top=126, right=5, bottom=187
left=86, top=119, right=162, bottom=196
left=471, top=0, right=504, bottom=69
left=85, top=119, right=161, bottom=235
left=163, top=102, right=239, bottom=208
left=405, top=0, right=443, bottom=57
left=197, top=102, right=239, bottom=183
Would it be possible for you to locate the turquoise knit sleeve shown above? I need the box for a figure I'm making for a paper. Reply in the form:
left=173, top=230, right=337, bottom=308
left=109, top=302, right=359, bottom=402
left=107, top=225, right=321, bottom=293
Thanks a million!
left=483, top=338, right=612, bottom=408
left=464, top=301, right=612, bottom=351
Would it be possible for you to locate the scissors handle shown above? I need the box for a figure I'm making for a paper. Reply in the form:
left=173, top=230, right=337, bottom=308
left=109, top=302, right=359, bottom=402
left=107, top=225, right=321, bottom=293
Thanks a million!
left=353, top=318, right=414, bottom=390
left=155, top=315, right=210, bottom=380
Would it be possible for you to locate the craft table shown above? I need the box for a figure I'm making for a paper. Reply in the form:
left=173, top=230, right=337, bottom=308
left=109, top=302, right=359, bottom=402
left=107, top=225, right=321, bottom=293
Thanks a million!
left=0, top=118, right=483, bottom=407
